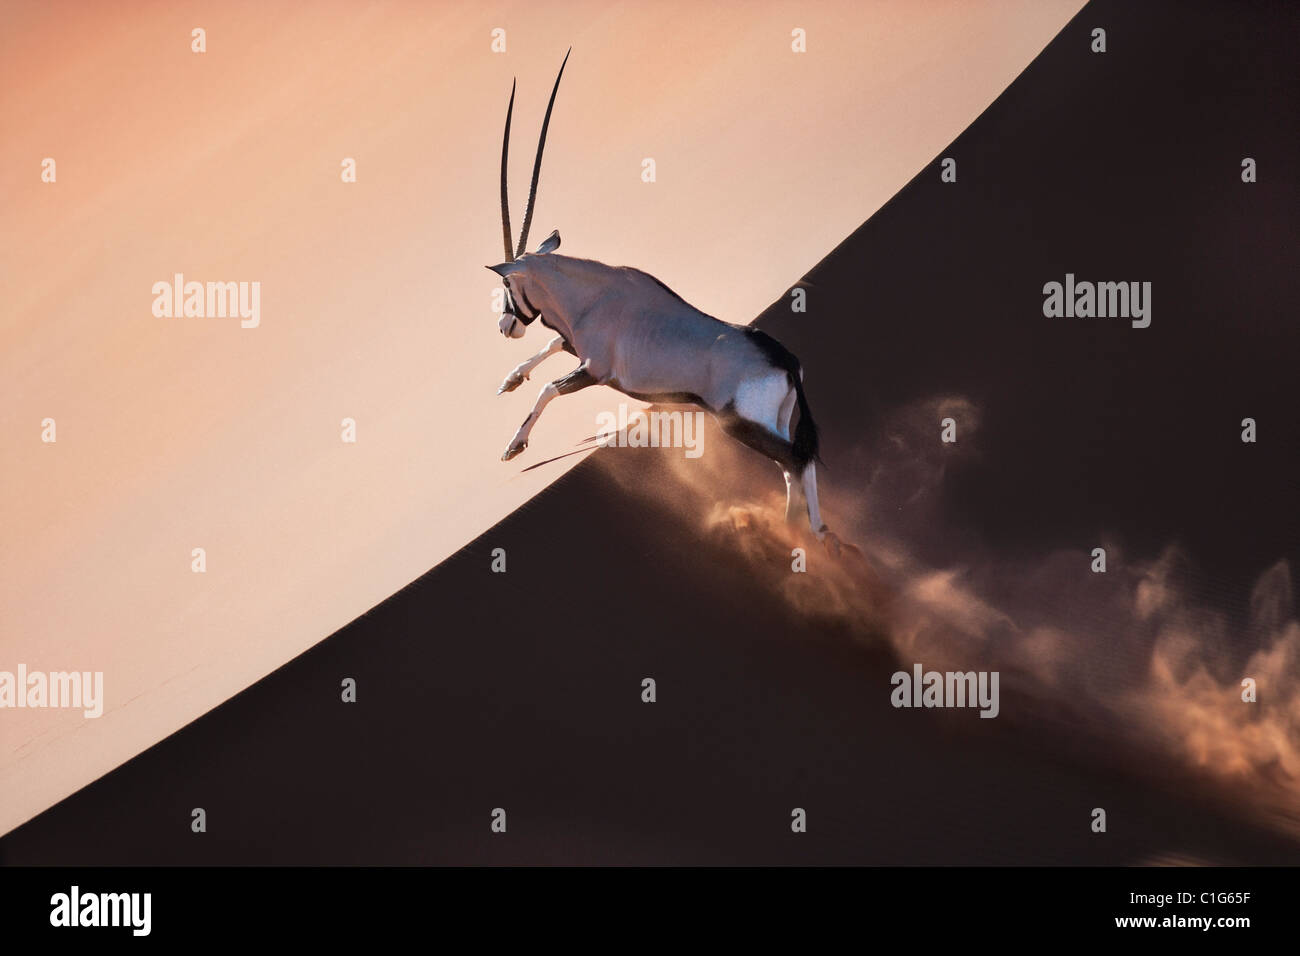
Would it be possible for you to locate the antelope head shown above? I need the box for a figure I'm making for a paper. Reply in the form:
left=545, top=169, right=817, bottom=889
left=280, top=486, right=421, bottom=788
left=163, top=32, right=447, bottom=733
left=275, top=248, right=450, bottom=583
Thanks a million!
left=488, top=49, right=569, bottom=339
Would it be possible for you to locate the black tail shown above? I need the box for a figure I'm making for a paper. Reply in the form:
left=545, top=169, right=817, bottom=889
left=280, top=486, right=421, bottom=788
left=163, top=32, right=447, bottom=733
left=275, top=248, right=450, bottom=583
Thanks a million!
left=742, top=327, right=821, bottom=472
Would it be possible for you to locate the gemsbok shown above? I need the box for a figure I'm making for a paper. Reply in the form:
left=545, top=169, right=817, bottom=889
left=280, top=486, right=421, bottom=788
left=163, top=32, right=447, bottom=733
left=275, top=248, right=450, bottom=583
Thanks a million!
left=490, top=51, right=830, bottom=539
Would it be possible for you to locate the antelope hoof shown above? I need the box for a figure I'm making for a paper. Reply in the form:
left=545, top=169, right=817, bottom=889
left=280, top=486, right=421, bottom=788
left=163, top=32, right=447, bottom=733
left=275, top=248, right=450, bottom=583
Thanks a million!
left=821, top=529, right=861, bottom=560
left=497, top=370, right=527, bottom=395
left=501, top=440, right=527, bottom=461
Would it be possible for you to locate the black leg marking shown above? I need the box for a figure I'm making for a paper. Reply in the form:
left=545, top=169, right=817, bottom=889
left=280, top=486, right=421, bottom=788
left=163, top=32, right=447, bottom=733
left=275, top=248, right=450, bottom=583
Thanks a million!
left=718, top=413, right=799, bottom=472
left=552, top=366, right=598, bottom=395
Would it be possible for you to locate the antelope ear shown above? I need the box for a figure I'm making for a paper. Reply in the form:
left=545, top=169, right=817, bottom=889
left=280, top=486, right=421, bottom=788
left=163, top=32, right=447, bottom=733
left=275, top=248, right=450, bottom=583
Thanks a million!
left=534, top=230, right=561, bottom=255
left=486, top=261, right=523, bottom=277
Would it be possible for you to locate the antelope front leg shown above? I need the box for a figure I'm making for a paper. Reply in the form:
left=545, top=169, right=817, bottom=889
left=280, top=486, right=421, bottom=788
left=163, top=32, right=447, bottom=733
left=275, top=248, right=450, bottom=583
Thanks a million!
left=498, top=335, right=566, bottom=394
left=502, top=365, right=597, bottom=461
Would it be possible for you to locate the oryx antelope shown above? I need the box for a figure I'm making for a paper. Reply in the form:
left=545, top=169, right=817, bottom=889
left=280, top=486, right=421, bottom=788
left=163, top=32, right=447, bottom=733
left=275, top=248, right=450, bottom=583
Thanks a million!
left=490, top=51, right=829, bottom=539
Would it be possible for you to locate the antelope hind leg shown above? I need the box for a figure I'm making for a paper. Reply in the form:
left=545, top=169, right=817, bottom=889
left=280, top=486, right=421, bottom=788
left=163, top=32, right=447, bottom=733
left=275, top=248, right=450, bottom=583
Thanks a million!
left=783, top=469, right=807, bottom=523
left=717, top=413, right=806, bottom=526
left=800, top=461, right=827, bottom=541
left=777, top=385, right=801, bottom=522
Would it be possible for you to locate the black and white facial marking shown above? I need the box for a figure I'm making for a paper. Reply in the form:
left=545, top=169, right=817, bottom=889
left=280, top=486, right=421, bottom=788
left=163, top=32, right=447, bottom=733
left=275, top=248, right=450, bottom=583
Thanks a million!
left=489, top=230, right=562, bottom=339
left=497, top=276, right=541, bottom=338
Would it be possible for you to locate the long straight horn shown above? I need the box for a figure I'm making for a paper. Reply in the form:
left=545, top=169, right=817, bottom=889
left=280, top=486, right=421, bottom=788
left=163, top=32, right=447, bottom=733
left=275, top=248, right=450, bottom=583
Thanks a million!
left=500, top=79, right=517, bottom=262
left=515, top=48, right=570, bottom=259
